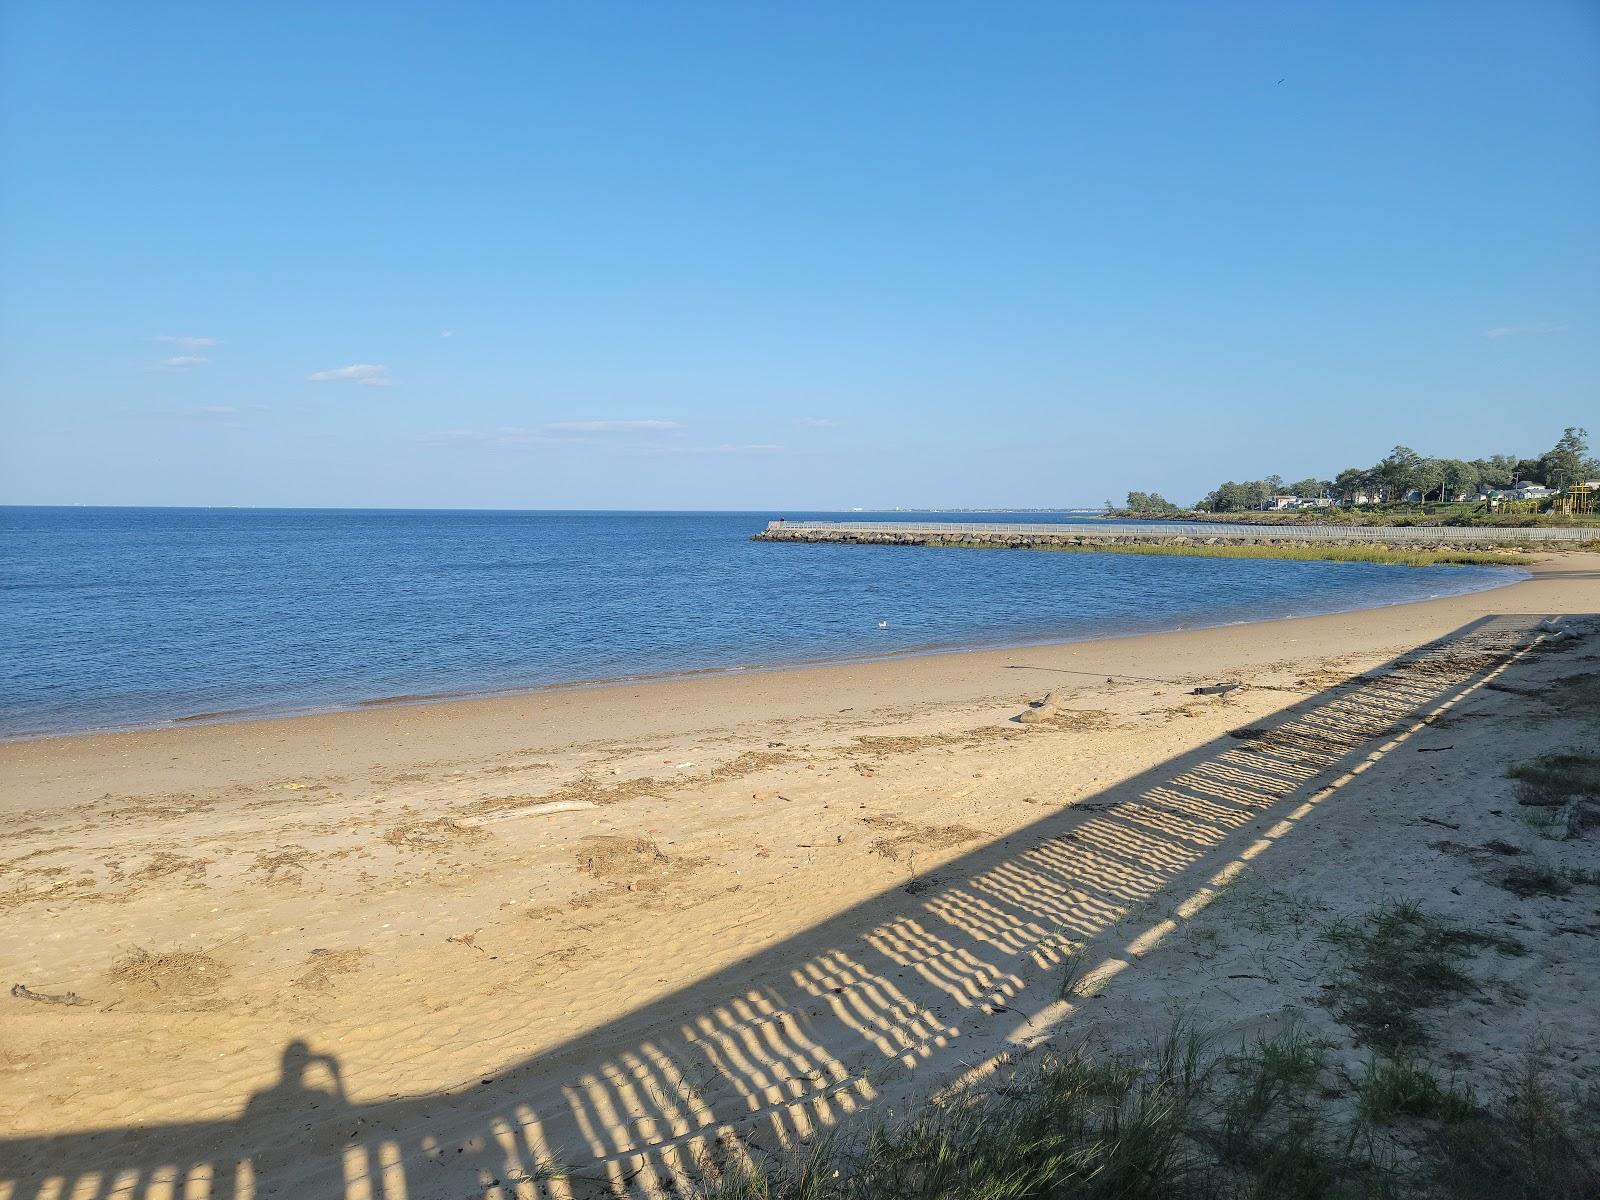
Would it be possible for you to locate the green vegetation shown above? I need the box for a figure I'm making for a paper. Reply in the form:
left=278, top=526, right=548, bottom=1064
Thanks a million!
left=1191, top=427, right=1597, bottom=514
left=1498, top=863, right=1573, bottom=899
left=1507, top=753, right=1600, bottom=803
left=1354, top=1058, right=1474, bottom=1123
left=1157, top=506, right=1600, bottom=529
left=1429, top=1049, right=1600, bottom=1200
left=1115, top=490, right=1186, bottom=514
left=703, top=894, right=1599, bottom=1200
left=1321, top=901, right=1522, bottom=1056
left=704, top=1030, right=1597, bottom=1200
left=1027, top=542, right=1533, bottom=568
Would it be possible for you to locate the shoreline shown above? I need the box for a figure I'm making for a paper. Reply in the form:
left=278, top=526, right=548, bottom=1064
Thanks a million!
left=0, top=556, right=1532, bottom=745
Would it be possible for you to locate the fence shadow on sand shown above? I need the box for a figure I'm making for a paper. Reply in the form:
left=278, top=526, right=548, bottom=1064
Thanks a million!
left=0, top=613, right=1574, bottom=1200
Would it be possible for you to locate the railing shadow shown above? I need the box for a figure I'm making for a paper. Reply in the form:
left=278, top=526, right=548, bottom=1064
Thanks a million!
left=0, top=614, right=1569, bottom=1200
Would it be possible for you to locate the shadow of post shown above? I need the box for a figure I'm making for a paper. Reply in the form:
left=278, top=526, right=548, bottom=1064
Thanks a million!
left=0, top=614, right=1573, bottom=1200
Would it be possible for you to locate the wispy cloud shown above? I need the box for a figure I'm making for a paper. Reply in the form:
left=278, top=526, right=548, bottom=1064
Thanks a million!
left=161, top=403, right=246, bottom=421
left=162, top=355, right=209, bottom=368
left=545, top=419, right=681, bottom=434
left=308, top=363, right=392, bottom=386
left=157, top=335, right=219, bottom=350
left=419, top=419, right=683, bottom=448
left=644, top=442, right=784, bottom=456
left=796, top=416, right=839, bottom=428
left=1485, top=323, right=1568, bottom=339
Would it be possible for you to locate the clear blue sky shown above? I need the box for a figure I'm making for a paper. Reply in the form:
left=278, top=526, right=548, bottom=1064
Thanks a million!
left=2, top=2, right=1595, bottom=509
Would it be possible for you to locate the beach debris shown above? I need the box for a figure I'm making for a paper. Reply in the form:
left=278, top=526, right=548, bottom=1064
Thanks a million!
left=384, top=818, right=490, bottom=849
left=862, top=814, right=984, bottom=862
left=1191, top=682, right=1242, bottom=696
left=1416, top=746, right=1455, bottom=753
left=1016, top=689, right=1064, bottom=723
left=105, top=947, right=231, bottom=1007
left=11, top=982, right=91, bottom=1006
left=470, top=800, right=596, bottom=826
left=291, top=948, right=371, bottom=993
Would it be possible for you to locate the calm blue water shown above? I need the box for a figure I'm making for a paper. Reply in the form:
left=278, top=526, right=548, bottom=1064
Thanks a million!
left=0, top=508, right=1522, bottom=739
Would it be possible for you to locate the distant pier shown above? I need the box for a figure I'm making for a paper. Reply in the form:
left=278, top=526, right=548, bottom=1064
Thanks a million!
left=753, top=519, right=1594, bottom=549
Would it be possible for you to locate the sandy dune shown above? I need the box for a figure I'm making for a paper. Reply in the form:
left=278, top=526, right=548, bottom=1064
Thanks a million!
left=2, top=555, right=1597, bottom=1199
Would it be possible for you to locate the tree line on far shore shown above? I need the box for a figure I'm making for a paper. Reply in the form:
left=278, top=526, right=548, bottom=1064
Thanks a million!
left=1119, top=427, right=1595, bottom=514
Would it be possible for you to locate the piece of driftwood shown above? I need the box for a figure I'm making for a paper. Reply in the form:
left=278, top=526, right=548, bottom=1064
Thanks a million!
left=1191, top=682, right=1241, bottom=696
left=469, top=800, right=599, bottom=826
left=11, top=983, right=91, bottom=1006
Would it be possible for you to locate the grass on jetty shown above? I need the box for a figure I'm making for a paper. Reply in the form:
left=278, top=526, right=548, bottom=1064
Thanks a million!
left=955, top=541, right=1535, bottom=568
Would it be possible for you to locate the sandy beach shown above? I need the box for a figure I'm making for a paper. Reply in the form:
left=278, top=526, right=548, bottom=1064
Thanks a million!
left=2, top=553, right=1597, bottom=1199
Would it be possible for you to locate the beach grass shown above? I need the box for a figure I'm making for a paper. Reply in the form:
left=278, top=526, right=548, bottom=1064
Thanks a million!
left=703, top=895, right=1598, bottom=1200
left=703, top=1024, right=1598, bottom=1199
left=952, top=541, right=1536, bottom=568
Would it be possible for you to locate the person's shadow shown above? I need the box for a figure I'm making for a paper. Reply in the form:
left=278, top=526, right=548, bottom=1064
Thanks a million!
left=242, top=1039, right=348, bottom=1124
left=236, top=1039, right=359, bottom=1192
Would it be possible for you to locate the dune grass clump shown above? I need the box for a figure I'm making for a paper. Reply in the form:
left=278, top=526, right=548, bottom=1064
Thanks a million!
left=1321, top=901, right=1523, bottom=1056
left=1355, top=1058, right=1475, bottom=1123
left=708, top=1025, right=1403, bottom=1200
left=704, top=1025, right=1598, bottom=1200
left=1430, top=1049, right=1600, bottom=1200
left=1498, top=862, right=1573, bottom=898
left=1508, top=752, right=1600, bottom=806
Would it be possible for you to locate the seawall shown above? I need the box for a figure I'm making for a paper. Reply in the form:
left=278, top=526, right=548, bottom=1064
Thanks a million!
left=753, top=519, right=1591, bottom=551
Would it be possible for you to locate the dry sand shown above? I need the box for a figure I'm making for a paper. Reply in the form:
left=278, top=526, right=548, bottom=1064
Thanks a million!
left=2, top=554, right=1597, bottom=1198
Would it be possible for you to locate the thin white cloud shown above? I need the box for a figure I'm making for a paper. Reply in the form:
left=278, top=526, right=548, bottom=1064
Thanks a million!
left=1485, top=323, right=1568, bottom=339
left=441, top=329, right=454, bottom=338
left=646, top=442, right=783, bottom=456
left=545, top=419, right=681, bottom=434
left=162, top=355, right=208, bottom=368
left=797, top=416, right=839, bottom=428
left=419, top=419, right=683, bottom=448
left=157, top=335, right=219, bottom=349
left=308, top=363, right=392, bottom=386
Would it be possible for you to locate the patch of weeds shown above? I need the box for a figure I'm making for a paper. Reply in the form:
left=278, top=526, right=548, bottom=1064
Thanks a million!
left=1356, top=1058, right=1475, bottom=1123
left=843, top=1024, right=1215, bottom=1199
left=1499, top=862, right=1573, bottom=898
left=1507, top=753, right=1600, bottom=804
left=1431, top=1047, right=1600, bottom=1200
left=1517, top=805, right=1565, bottom=838
left=1209, top=1024, right=1401, bottom=1199
left=1233, top=886, right=1321, bottom=937
left=1323, top=901, right=1522, bottom=1056
left=1540, top=673, right=1600, bottom=722
left=705, top=1139, right=836, bottom=1200
left=1190, top=926, right=1225, bottom=960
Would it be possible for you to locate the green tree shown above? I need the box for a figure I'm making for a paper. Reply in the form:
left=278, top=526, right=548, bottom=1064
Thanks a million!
left=1377, top=446, right=1423, bottom=502
left=1124, top=491, right=1182, bottom=513
left=1439, top=459, right=1479, bottom=501
left=1538, top=427, right=1591, bottom=493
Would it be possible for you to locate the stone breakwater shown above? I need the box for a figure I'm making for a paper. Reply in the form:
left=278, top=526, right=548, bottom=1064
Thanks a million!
left=753, top=524, right=1562, bottom=551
